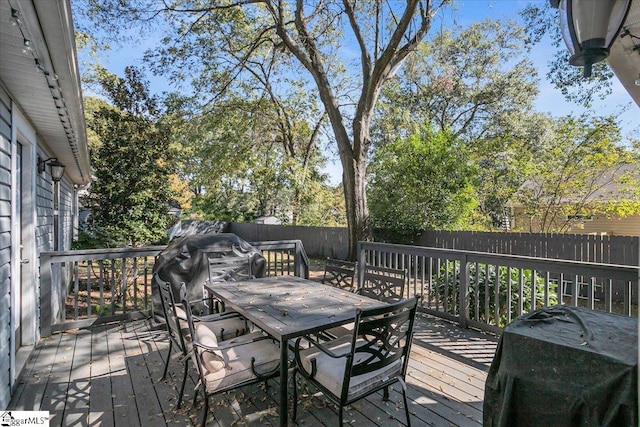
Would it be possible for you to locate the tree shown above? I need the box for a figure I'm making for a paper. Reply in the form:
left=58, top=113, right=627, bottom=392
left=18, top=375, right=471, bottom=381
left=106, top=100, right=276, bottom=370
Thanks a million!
left=167, top=94, right=328, bottom=223
left=520, top=3, right=618, bottom=108
left=372, top=18, right=541, bottom=229
left=375, top=19, right=538, bottom=143
left=83, top=66, right=177, bottom=247
left=512, top=114, right=640, bottom=233
left=78, top=0, right=450, bottom=259
left=367, top=128, right=476, bottom=239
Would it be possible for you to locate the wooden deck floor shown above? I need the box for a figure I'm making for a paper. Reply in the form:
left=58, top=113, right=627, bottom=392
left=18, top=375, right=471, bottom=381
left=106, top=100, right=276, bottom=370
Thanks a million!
left=8, top=314, right=498, bottom=426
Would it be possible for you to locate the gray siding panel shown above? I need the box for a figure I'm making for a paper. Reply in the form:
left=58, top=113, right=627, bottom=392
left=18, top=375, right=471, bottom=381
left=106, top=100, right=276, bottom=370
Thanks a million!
left=0, top=284, right=9, bottom=410
left=0, top=84, right=9, bottom=411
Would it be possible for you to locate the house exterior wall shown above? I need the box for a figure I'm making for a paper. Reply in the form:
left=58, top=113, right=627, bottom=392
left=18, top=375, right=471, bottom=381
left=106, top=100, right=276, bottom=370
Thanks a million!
left=567, top=214, right=640, bottom=236
left=0, top=83, right=11, bottom=410
left=0, top=83, right=79, bottom=410
left=512, top=207, right=640, bottom=236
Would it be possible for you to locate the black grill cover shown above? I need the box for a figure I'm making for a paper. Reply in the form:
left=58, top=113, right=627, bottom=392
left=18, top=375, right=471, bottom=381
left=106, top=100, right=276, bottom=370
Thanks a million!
left=151, top=233, right=265, bottom=317
left=484, top=305, right=638, bottom=427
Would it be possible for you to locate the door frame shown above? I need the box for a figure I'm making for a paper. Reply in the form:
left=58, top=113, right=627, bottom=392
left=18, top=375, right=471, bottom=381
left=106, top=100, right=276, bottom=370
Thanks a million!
left=10, top=106, right=38, bottom=389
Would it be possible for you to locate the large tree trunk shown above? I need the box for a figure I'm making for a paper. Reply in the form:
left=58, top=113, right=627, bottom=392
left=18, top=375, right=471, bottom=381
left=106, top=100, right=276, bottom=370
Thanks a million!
left=341, top=145, right=372, bottom=260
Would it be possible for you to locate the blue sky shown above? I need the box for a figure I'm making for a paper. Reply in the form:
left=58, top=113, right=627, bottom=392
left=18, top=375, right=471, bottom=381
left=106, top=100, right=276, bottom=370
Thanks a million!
left=81, top=0, right=639, bottom=185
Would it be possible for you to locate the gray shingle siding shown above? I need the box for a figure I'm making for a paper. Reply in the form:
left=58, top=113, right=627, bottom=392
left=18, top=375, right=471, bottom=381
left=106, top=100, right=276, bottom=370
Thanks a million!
left=0, top=84, right=11, bottom=410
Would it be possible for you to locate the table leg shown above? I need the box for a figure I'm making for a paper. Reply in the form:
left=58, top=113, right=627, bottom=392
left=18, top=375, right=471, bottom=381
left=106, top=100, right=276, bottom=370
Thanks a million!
left=280, top=339, right=289, bottom=427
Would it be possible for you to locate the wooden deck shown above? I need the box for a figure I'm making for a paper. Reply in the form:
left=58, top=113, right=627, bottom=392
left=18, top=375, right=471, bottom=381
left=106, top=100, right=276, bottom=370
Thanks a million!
left=8, top=314, right=498, bottom=426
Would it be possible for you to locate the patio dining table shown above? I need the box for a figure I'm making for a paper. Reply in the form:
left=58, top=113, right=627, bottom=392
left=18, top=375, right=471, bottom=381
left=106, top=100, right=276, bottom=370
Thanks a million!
left=204, top=275, right=385, bottom=427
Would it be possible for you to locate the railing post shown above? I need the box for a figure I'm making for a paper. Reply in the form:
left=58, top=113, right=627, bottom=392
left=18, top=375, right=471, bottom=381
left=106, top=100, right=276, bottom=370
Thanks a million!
left=458, top=255, right=469, bottom=329
left=40, top=253, right=52, bottom=337
left=294, top=240, right=308, bottom=279
left=357, top=242, right=366, bottom=289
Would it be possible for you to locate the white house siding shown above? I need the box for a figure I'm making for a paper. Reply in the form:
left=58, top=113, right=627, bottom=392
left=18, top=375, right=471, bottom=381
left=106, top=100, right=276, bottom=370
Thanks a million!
left=59, top=180, right=74, bottom=251
left=36, top=165, right=54, bottom=252
left=0, top=87, right=77, bottom=409
left=0, top=85, right=11, bottom=410
left=568, top=214, right=640, bottom=237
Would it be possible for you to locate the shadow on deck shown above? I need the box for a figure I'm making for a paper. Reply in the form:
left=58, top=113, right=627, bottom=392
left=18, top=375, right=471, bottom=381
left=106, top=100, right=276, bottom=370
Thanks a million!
left=8, top=314, right=498, bottom=426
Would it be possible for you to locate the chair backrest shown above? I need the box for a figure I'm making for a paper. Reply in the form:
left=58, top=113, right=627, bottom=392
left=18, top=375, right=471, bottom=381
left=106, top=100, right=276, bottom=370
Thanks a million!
left=154, top=273, right=189, bottom=356
left=358, top=265, right=407, bottom=303
left=344, top=296, right=419, bottom=396
left=322, top=258, right=357, bottom=292
left=208, top=256, right=253, bottom=283
left=179, top=282, right=210, bottom=382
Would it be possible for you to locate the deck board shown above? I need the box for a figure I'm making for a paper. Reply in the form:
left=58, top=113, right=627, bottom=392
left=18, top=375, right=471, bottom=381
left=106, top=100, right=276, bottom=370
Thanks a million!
left=8, top=314, right=497, bottom=426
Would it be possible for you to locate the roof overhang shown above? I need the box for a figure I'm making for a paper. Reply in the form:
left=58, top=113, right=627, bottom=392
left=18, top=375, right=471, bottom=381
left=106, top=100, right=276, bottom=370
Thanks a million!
left=608, top=0, right=640, bottom=107
left=0, top=0, right=91, bottom=185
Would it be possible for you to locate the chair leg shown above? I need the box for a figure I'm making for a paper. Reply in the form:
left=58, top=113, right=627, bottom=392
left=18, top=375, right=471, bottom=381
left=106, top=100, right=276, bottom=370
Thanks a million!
left=291, top=368, right=298, bottom=421
left=399, top=378, right=411, bottom=427
left=176, top=358, right=189, bottom=409
left=383, top=385, right=390, bottom=401
left=160, top=340, right=172, bottom=381
left=201, top=394, right=209, bottom=427
left=339, top=405, right=344, bottom=426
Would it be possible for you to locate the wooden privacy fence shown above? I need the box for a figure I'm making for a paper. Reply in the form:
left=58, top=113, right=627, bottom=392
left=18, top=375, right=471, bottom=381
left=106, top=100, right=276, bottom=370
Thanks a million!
left=229, top=223, right=640, bottom=266
left=40, top=240, right=309, bottom=335
left=417, top=231, right=640, bottom=265
left=229, top=222, right=349, bottom=259
left=358, top=241, right=639, bottom=335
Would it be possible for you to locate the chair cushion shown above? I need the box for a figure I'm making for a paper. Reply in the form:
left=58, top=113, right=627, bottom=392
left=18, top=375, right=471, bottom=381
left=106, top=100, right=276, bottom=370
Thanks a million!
left=196, top=328, right=267, bottom=372
left=196, top=330, right=280, bottom=392
left=175, top=305, right=248, bottom=341
left=297, top=335, right=402, bottom=400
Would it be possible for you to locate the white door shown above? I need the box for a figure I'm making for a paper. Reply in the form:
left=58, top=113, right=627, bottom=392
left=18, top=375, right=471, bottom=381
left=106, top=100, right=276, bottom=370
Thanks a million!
left=14, top=143, right=22, bottom=352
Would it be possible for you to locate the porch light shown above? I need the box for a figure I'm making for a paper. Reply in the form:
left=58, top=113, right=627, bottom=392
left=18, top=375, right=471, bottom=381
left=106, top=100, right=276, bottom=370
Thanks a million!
left=551, top=0, right=631, bottom=78
left=38, top=157, right=65, bottom=182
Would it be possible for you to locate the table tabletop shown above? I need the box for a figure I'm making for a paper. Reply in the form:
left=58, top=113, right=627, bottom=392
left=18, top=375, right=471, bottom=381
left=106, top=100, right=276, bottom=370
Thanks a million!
left=205, top=275, right=384, bottom=340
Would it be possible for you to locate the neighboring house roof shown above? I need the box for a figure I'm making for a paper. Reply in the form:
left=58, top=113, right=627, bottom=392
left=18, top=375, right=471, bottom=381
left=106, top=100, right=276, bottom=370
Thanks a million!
left=0, top=0, right=91, bottom=185
left=255, top=216, right=282, bottom=225
left=510, top=163, right=640, bottom=208
left=609, top=0, right=640, bottom=107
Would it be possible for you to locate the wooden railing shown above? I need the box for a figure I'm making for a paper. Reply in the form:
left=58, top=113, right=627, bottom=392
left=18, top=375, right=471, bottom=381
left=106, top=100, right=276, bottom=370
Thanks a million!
left=250, top=239, right=310, bottom=279
left=40, top=239, right=309, bottom=336
left=358, top=241, right=639, bottom=334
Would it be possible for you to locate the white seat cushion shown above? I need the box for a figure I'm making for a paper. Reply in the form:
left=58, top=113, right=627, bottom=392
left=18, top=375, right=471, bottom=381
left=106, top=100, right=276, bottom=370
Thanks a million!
left=195, top=326, right=280, bottom=392
left=175, top=305, right=248, bottom=341
left=297, top=335, right=402, bottom=400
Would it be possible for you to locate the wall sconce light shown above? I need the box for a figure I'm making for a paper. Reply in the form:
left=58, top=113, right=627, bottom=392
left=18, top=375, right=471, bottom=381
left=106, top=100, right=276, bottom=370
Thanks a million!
left=551, top=0, right=631, bottom=78
left=37, top=156, right=65, bottom=182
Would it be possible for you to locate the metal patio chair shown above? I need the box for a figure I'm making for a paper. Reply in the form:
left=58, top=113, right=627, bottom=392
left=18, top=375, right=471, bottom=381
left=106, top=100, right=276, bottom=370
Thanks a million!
left=154, top=273, right=249, bottom=408
left=292, top=296, right=420, bottom=426
left=357, top=265, right=408, bottom=303
left=323, top=265, right=409, bottom=339
left=322, top=257, right=357, bottom=292
left=179, top=283, right=281, bottom=427
left=205, top=256, right=254, bottom=313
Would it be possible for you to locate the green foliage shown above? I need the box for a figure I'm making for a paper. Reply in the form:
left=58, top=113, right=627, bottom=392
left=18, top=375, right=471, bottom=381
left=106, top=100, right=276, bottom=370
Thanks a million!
left=512, top=114, right=640, bottom=233
left=373, top=19, right=541, bottom=230
left=297, top=182, right=346, bottom=227
left=368, top=128, right=476, bottom=238
left=520, top=4, right=616, bottom=108
left=434, top=262, right=558, bottom=328
left=81, top=67, right=177, bottom=248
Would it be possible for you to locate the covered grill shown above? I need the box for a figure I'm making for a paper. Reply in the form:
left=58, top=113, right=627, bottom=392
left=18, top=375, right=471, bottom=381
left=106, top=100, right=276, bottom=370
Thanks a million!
left=151, top=233, right=265, bottom=317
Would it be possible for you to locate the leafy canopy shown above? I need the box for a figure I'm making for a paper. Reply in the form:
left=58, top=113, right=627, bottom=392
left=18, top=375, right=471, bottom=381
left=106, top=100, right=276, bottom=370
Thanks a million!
left=368, top=128, right=476, bottom=238
left=81, top=66, right=178, bottom=247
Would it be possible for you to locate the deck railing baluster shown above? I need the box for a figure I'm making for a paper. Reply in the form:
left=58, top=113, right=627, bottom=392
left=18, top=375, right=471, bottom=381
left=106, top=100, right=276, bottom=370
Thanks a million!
left=357, top=241, right=638, bottom=334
